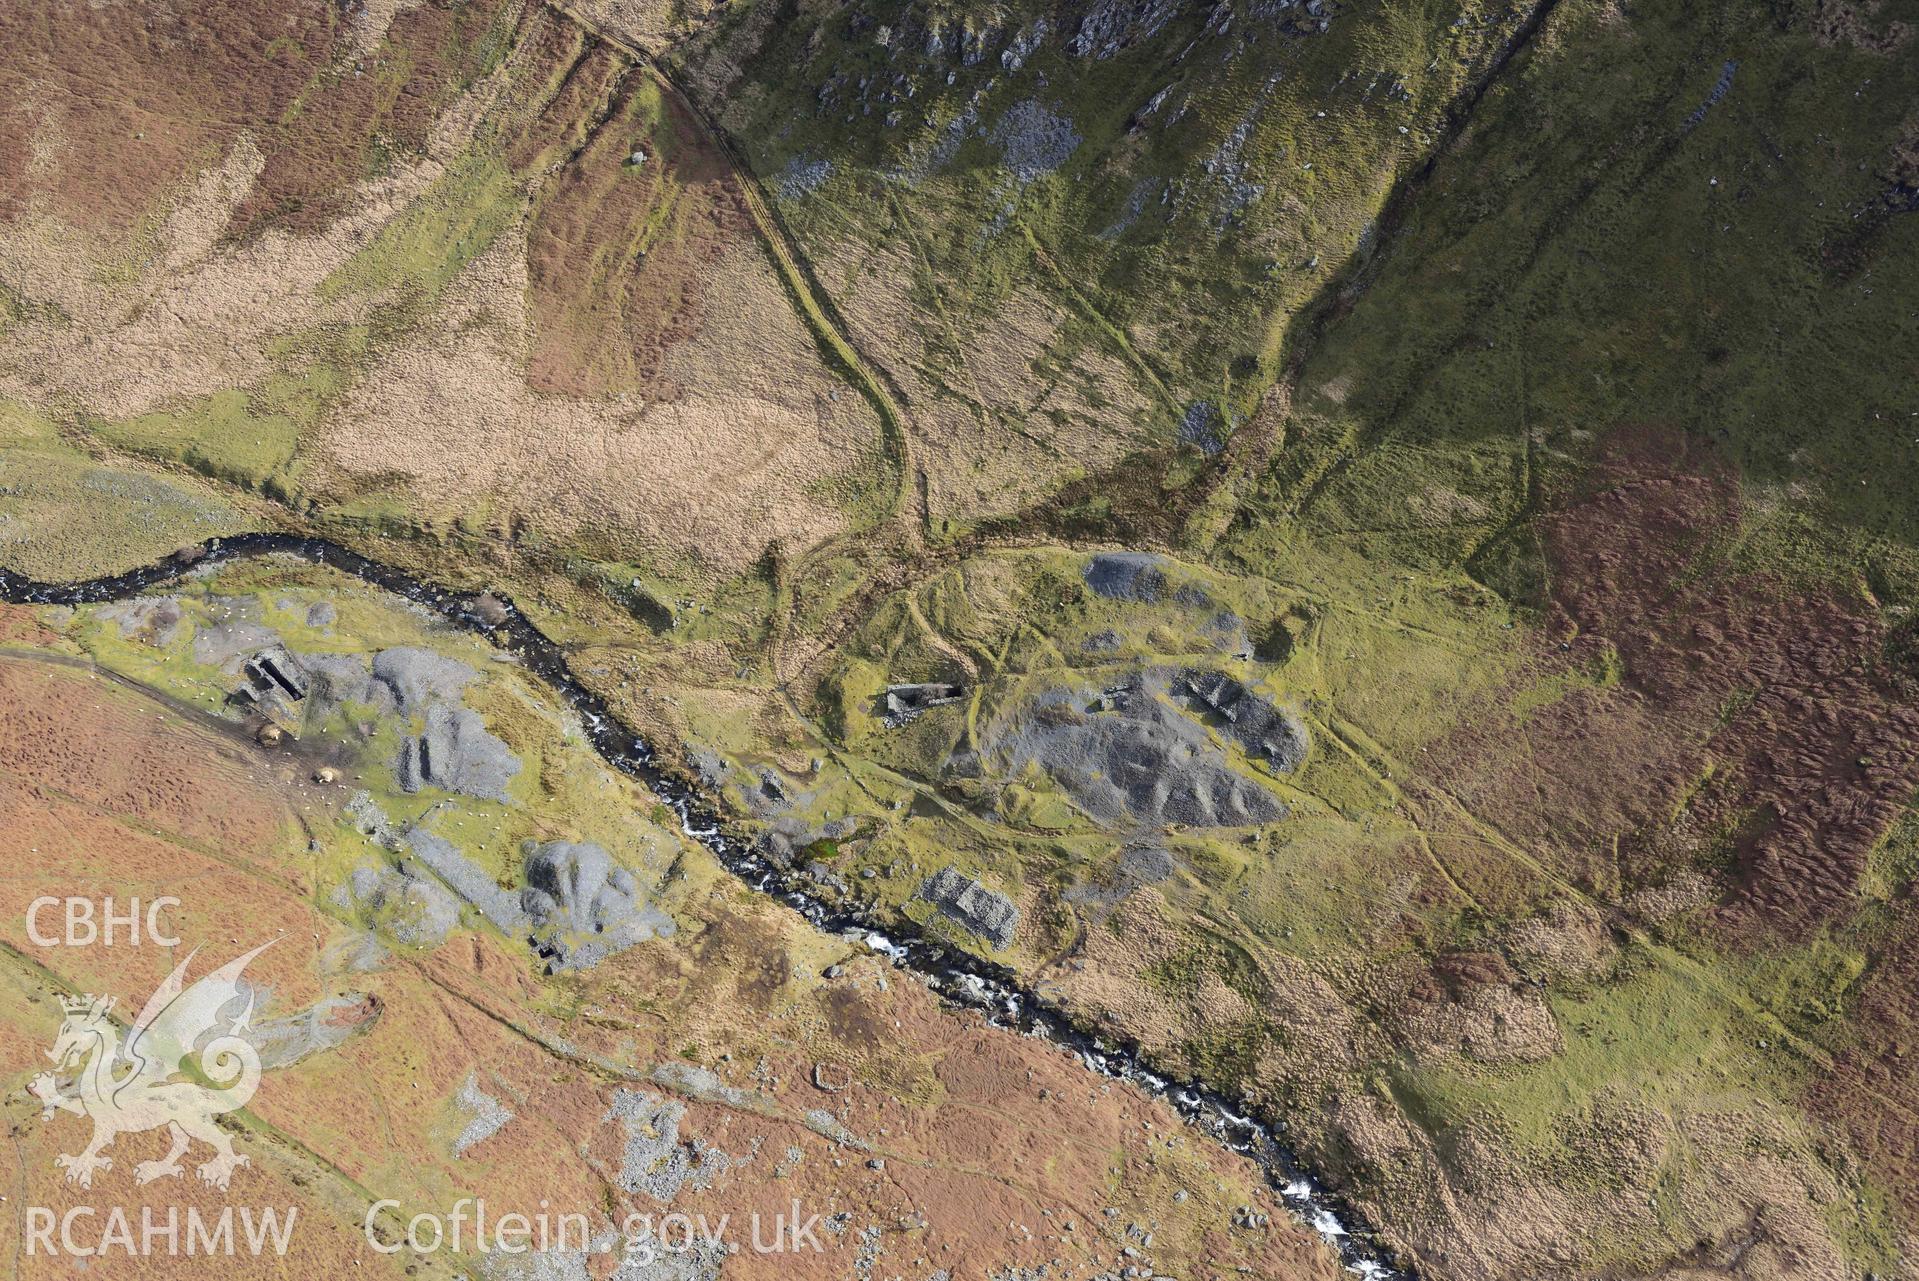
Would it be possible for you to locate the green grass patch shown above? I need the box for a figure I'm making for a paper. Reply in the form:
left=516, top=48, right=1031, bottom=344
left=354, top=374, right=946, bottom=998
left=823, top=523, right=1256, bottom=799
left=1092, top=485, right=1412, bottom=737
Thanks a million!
left=89, top=388, right=301, bottom=495
left=1388, top=945, right=1800, bottom=1157
left=320, top=151, right=520, bottom=313
left=0, top=400, right=255, bottom=580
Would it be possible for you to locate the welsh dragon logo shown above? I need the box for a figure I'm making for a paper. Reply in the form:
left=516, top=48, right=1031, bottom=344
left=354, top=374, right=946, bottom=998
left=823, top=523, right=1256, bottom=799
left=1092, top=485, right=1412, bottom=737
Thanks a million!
left=28, top=942, right=273, bottom=1190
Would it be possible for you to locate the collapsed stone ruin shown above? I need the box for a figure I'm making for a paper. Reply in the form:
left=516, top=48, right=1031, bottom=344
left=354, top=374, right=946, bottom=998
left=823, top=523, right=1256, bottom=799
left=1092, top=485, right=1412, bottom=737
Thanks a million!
left=962, top=668, right=1305, bottom=830
left=230, top=644, right=308, bottom=731
left=880, top=680, right=966, bottom=727
left=918, top=865, right=1019, bottom=949
left=1172, top=668, right=1310, bottom=772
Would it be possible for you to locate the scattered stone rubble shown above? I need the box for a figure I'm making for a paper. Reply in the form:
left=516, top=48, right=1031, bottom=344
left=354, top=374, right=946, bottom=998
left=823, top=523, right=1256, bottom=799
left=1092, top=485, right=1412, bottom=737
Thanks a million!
left=778, top=153, right=835, bottom=198
left=396, top=701, right=520, bottom=800
left=315, top=647, right=523, bottom=800
left=755, top=815, right=860, bottom=866
left=602, top=1089, right=735, bottom=1204
left=400, top=827, right=526, bottom=936
left=990, top=97, right=1080, bottom=181
left=367, top=646, right=480, bottom=711
left=340, top=812, right=675, bottom=972
left=180, top=612, right=527, bottom=797
left=880, top=680, right=966, bottom=727
left=192, top=612, right=279, bottom=668
left=245, top=993, right=381, bottom=1069
left=1083, top=552, right=1167, bottom=602
left=1066, top=843, right=1177, bottom=917
left=338, top=860, right=461, bottom=947
left=918, top=865, right=1020, bottom=949
left=521, top=839, right=677, bottom=972
left=452, top=1070, right=514, bottom=1156
left=97, top=595, right=185, bottom=645
left=1684, top=59, right=1738, bottom=130
left=966, top=668, right=1303, bottom=828
left=1178, top=400, right=1228, bottom=453
left=1172, top=669, right=1310, bottom=771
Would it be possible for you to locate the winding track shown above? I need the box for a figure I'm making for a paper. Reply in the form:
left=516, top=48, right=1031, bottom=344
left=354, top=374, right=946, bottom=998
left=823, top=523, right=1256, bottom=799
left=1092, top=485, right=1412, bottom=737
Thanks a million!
left=0, top=533, right=1404, bottom=1278
left=542, top=0, right=922, bottom=546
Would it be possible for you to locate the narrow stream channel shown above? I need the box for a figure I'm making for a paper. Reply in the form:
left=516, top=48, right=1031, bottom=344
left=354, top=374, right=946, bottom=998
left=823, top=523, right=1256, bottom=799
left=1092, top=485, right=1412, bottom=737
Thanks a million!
left=0, top=533, right=1405, bottom=1278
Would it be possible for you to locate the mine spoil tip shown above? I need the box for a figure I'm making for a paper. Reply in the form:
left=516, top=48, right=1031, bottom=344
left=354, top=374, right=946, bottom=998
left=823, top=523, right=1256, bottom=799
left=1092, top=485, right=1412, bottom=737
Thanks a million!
left=0, top=531, right=1409, bottom=1279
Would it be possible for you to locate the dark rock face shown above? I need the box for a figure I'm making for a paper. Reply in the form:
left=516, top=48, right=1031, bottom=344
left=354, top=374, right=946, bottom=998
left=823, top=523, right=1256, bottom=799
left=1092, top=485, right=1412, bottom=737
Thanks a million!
left=919, top=866, right=1019, bottom=950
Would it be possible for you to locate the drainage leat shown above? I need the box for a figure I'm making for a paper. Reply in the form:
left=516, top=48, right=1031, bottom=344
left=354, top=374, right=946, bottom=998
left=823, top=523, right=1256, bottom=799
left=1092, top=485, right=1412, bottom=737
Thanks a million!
left=0, top=534, right=1405, bottom=1278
